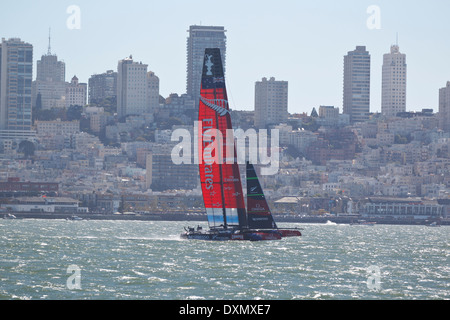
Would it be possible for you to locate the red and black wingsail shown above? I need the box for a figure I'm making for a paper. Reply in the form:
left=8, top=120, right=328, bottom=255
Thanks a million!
left=246, top=162, right=278, bottom=229
left=198, top=48, right=247, bottom=229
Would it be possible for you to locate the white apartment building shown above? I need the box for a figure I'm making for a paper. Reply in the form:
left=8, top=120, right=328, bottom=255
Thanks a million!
left=65, top=75, right=87, bottom=107
left=254, top=77, right=288, bottom=129
left=117, top=56, right=149, bottom=119
left=35, top=119, right=79, bottom=137
left=381, top=45, right=407, bottom=118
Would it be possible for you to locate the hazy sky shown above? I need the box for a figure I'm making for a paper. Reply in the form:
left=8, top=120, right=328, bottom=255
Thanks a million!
left=1, top=0, right=449, bottom=114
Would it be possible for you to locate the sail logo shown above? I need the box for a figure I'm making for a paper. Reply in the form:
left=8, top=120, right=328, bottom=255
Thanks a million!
left=200, top=96, right=230, bottom=117
left=205, top=54, right=214, bottom=75
left=250, top=204, right=266, bottom=212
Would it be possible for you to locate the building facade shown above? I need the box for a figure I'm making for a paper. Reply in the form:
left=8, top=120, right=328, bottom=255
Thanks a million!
left=186, top=25, right=226, bottom=104
left=35, top=118, right=80, bottom=137
left=0, top=38, right=33, bottom=132
left=363, top=197, right=445, bottom=220
left=65, top=75, right=87, bottom=108
left=439, top=81, right=450, bottom=132
left=254, top=77, right=288, bottom=128
left=343, top=46, right=371, bottom=123
left=32, top=45, right=66, bottom=110
left=2, top=196, right=85, bottom=213
left=117, top=56, right=148, bottom=118
left=147, top=71, right=159, bottom=114
left=146, top=149, right=198, bottom=192
left=382, top=45, right=407, bottom=117
left=88, top=70, right=117, bottom=105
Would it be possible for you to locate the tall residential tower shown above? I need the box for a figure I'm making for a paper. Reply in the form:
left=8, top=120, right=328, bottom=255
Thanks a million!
left=343, top=46, right=371, bottom=123
left=254, top=77, right=288, bottom=128
left=88, top=70, right=117, bottom=105
left=439, top=81, right=450, bottom=132
left=186, top=25, right=226, bottom=104
left=117, top=56, right=148, bottom=118
left=0, top=38, right=33, bottom=134
left=381, top=44, right=407, bottom=117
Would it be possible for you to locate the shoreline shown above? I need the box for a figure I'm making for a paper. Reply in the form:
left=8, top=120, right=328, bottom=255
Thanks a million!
left=3, top=211, right=448, bottom=226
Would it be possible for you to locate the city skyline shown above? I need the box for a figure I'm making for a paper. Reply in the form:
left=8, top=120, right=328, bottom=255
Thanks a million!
left=1, top=1, right=450, bottom=115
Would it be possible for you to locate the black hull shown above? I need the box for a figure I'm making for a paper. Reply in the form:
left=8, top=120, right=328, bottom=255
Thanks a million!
left=180, top=228, right=282, bottom=241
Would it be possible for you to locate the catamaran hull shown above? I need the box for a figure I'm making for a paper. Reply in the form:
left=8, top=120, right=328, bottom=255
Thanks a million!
left=180, top=230, right=282, bottom=241
left=278, top=229, right=302, bottom=237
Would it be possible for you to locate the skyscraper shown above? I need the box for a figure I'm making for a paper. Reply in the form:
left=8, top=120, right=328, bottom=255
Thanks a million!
left=32, top=33, right=66, bottom=110
left=381, top=44, right=407, bottom=117
left=117, top=56, right=148, bottom=119
left=88, top=70, right=117, bottom=105
left=36, top=32, right=65, bottom=83
left=0, top=38, right=33, bottom=133
left=343, top=46, right=371, bottom=123
left=186, top=25, right=226, bottom=103
left=439, top=81, right=450, bottom=132
left=147, top=71, right=159, bottom=114
left=254, top=77, right=288, bottom=128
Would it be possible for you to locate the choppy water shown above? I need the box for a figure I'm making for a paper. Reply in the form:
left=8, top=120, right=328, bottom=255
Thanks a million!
left=0, top=219, right=448, bottom=300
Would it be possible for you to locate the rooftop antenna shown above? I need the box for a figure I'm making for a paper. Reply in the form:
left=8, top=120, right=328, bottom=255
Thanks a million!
left=396, top=32, right=398, bottom=46
left=47, top=27, right=51, bottom=55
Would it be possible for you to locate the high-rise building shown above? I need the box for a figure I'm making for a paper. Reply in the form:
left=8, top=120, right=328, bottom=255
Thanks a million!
left=32, top=34, right=66, bottom=110
left=147, top=71, right=159, bottom=114
left=381, top=45, right=407, bottom=117
left=65, top=75, right=87, bottom=108
left=254, top=77, right=288, bottom=128
left=343, top=46, right=371, bottom=123
left=186, top=25, right=226, bottom=103
left=117, top=56, right=148, bottom=118
left=439, top=81, right=450, bottom=132
left=88, top=70, right=117, bottom=105
left=36, top=34, right=65, bottom=82
left=0, top=38, right=33, bottom=133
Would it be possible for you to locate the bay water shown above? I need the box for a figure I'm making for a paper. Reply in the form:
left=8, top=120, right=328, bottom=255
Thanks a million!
left=0, top=219, right=448, bottom=300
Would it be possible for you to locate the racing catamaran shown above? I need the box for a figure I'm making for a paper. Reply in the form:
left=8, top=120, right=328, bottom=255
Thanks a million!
left=181, top=48, right=300, bottom=241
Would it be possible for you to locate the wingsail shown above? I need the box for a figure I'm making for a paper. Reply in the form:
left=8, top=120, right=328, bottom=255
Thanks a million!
left=198, top=48, right=247, bottom=229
